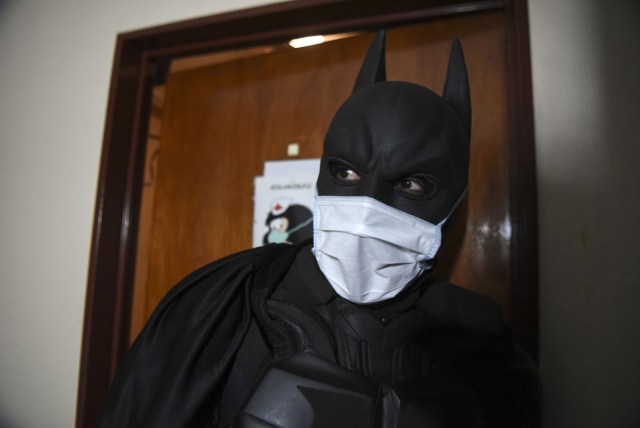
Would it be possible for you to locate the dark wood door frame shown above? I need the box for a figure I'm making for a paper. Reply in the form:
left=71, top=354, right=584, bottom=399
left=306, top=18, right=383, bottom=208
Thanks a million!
left=77, top=1, right=537, bottom=426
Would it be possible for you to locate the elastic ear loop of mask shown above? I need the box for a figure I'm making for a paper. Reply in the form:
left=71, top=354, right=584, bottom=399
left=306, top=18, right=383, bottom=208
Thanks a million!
left=422, top=187, right=467, bottom=269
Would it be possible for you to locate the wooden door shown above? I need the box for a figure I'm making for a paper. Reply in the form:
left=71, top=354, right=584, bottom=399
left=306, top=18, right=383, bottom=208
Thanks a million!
left=131, top=12, right=512, bottom=339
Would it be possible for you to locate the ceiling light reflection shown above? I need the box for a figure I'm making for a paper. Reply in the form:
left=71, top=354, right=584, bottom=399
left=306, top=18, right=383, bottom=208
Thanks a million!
left=289, top=35, right=325, bottom=48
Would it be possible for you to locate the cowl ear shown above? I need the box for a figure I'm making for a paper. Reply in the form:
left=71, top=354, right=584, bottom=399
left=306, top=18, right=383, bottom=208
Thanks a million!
left=443, top=39, right=471, bottom=137
left=352, top=30, right=387, bottom=93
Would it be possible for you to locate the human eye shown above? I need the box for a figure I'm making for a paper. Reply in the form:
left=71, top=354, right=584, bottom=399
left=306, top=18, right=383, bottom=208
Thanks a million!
left=329, top=161, right=362, bottom=184
left=393, top=175, right=438, bottom=198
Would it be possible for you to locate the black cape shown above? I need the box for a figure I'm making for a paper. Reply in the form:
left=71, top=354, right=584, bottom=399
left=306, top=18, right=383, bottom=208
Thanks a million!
left=97, top=243, right=300, bottom=428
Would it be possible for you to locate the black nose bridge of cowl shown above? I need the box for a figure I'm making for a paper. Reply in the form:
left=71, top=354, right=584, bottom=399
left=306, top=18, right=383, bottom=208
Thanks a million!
left=358, top=167, right=393, bottom=206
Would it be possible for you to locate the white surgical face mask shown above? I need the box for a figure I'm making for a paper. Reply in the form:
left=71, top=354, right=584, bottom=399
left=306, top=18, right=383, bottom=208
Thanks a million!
left=312, top=195, right=447, bottom=304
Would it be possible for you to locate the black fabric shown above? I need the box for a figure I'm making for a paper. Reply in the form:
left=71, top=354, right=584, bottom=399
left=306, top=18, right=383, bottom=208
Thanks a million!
left=96, top=244, right=297, bottom=428
left=250, top=242, right=307, bottom=360
left=218, top=320, right=274, bottom=428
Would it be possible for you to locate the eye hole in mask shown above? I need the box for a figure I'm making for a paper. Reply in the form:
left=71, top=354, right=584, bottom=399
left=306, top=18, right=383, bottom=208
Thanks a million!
left=393, top=175, right=439, bottom=199
left=329, top=159, right=362, bottom=185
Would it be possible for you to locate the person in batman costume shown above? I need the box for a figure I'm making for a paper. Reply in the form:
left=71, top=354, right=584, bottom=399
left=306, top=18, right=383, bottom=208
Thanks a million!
left=97, top=31, right=539, bottom=427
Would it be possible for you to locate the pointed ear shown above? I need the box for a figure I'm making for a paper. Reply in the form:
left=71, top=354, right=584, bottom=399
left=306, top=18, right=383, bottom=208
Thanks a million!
left=443, top=39, right=471, bottom=136
left=353, top=30, right=387, bottom=93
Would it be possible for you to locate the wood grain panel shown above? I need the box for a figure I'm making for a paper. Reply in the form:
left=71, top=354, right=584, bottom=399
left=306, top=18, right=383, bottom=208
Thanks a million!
left=138, top=11, right=511, bottom=327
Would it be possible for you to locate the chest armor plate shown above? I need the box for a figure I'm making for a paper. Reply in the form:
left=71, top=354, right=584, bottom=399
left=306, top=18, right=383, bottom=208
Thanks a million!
left=235, top=297, right=483, bottom=427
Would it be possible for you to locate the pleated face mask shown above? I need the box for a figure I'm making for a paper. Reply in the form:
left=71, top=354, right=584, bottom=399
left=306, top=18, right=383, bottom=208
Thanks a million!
left=312, top=195, right=445, bottom=304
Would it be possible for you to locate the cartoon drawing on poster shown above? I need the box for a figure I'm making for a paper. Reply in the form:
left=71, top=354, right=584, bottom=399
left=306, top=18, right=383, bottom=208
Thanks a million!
left=262, top=199, right=313, bottom=245
left=252, top=159, right=320, bottom=248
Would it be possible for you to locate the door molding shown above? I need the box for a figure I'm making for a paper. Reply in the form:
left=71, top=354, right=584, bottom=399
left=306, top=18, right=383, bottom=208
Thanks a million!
left=77, top=1, right=537, bottom=426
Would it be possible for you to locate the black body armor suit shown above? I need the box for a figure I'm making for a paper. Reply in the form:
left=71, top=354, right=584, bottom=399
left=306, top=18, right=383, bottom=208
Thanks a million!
left=222, top=244, right=531, bottom=428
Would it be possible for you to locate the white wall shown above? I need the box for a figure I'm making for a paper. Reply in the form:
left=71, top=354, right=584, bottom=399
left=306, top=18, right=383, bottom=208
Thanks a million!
left=0, top=0, right=638, bottom=427
left=529, top=0, right=640, bottom=427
